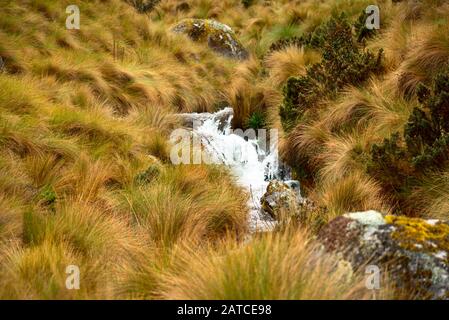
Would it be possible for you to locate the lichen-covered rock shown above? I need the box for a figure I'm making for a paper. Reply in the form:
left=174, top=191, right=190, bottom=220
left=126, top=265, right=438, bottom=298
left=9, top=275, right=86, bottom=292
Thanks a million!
left=260, top=180, right=302, bottom=219
left=319, top=210, right=449, bottom=299
left=172, top=19, right=249, bottom=60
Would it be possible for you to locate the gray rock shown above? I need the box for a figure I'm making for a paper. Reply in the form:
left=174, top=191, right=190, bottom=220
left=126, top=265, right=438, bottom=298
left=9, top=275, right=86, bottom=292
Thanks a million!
left=319, top=211, right=449, bottom=299
left=172, top=19, right=249, bottom=60
left=260, top=180, right=302, bottom=219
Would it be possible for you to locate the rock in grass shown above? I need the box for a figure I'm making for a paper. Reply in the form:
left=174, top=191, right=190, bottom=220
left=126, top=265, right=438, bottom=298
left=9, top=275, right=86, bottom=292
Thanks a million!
left=260, top=180, right=302, bottom=219
left=319, top=210, right=449, bottom=299
left=172, top=19, right=249, bottom=60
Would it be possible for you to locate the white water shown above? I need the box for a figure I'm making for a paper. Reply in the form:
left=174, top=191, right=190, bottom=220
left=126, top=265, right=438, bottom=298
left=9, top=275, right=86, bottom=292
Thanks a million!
left=179, top=107, right=293, bottom=232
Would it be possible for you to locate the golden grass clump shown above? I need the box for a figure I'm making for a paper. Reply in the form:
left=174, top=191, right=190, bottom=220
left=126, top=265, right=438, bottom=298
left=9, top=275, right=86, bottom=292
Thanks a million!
left=159, top=227, right=383, bottom=300
left=265, top=45, right=320, bottom=87
left=411, top=169, right=449, bottom=220
left=316, top=171, right=391, bottom=222
left=120, top=165, right=248, bottom=248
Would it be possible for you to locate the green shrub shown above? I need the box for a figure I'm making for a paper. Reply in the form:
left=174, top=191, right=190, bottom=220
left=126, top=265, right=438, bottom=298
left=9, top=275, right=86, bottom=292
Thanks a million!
left=368, top=68, right=449, bottom=212
left=135, top=164, right=161, bottom=185
left=279, top=13, right=383, bottom=132
left=354, top=10, right=378, bottom=43
left=246, top=111, right=266, bottom=130
left=368, top=133, right=412, bottom=204
left=241, top=0, right=254, bottom=8
left=268, top=11, right=379, bottom=53
left=127, top=0, right=161, bottom=13
left=408, top=72, right=449, bottom=169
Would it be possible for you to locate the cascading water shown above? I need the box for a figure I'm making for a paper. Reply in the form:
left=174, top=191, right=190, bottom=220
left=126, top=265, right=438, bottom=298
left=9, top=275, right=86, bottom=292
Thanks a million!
left=178, top=107, right=296, bottom=232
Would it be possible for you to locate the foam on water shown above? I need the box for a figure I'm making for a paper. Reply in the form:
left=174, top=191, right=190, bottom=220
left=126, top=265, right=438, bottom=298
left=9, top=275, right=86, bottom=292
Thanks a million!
left=181, top=107, right=290, bottom=232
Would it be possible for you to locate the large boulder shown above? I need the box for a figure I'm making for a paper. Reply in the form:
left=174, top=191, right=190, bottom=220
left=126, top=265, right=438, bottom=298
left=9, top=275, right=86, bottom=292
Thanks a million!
left=172, top=19, right=249, bottom=60
left=319, top=210, right=449, bottom=299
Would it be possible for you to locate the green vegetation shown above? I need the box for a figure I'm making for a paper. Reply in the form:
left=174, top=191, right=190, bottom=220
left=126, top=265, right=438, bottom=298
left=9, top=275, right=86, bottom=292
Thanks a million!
left=1, top=0, right=448, bottom=300
left=127, top=0, right=161, bottom=13
left=368, top=68, right=449, bottom=213
left=246, top=111, right=266, bottom=130
left=280, top=13, right=383, bottom=132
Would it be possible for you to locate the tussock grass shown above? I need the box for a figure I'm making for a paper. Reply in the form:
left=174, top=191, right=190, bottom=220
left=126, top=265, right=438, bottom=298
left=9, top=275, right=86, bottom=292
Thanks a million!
left=0, top=0, right=443, bottom=300
left=23, top=201, right=145, bottom=259
left=317, top=171, right=391, bottom=221
left=317, top=132, right=370, bottom=184
left=225, top=59, right=268, bottom=128
left=277, top=0, right=449, bottom=224
left=322, top=80, right=415, bottom=137
left=396, top=24, right=449, bottom=97
left=0, top=195, right=22, bottom=242
left=159, top=228, right=381, bottom=300
left=0, top=75, right=45, bottom=114
left=411, top=169, right=449, bottom=220
left=0, top=237, right=112, bottom=299
left=265, top=46, right=320, bottom=87
left=120, top=165, right=248, bottom=247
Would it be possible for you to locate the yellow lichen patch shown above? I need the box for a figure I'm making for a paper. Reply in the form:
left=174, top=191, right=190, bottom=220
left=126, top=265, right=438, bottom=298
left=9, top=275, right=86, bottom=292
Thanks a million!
left=385, top=215, right=449, bottom=255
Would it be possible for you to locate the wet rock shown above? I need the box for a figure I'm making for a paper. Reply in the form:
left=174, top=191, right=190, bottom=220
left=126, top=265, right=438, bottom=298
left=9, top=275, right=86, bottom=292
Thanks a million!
left=172, top=19, right=249, bottom=60
left=260, top=180, right=302, bottom=219
left=319, top=210, right=449, bottom=299
left=284, top=180, right=300, bottom=192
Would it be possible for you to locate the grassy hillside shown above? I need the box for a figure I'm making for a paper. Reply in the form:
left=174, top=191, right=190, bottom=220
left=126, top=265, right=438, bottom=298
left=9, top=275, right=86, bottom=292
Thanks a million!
left=0, top=0, right=249, bottom=299
left=0, top=0, right=447, bottom=299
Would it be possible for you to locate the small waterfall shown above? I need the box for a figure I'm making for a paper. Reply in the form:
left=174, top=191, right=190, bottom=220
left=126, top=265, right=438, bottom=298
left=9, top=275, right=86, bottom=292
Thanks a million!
left=178, top=107, right=294, bottom=232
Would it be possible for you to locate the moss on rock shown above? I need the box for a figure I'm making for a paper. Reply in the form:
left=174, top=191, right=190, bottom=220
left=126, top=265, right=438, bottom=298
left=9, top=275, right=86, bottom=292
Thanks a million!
left=319, top=211, right=449, bottom=299
left=172, top=19, right=249, bottom=60
left=386, top=215, right=449, bottom=259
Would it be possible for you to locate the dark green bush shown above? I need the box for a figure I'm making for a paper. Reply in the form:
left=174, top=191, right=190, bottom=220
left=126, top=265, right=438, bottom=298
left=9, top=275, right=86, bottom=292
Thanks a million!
left=280, top=76, right=317, bottom=132
left=268, top=10, right=379, bottom=54
left=354, top=10, right=378, bottom=43
left=127, top=0, right=161, bottom=13
left=407, top=71, right=449, bottom=169
left=242, top=0, right=254, bottom=8
left=279, top=13, right=383, bottom=132
left=368, top=133, right=412, bottom=204
left=135, top=164, right=161, bottom=185
left=368, top=68, right=449, bottom=212
left=246, top=111, right=266, bottom=130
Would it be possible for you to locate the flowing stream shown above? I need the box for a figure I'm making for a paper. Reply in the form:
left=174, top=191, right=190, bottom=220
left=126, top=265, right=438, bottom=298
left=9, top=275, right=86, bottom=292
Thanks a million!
left=178, top=107, right=298, bottom=232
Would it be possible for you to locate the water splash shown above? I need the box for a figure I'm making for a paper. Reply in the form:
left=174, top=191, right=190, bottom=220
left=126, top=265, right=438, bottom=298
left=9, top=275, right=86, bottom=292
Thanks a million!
left=179, top=107, right=292, bottom=232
